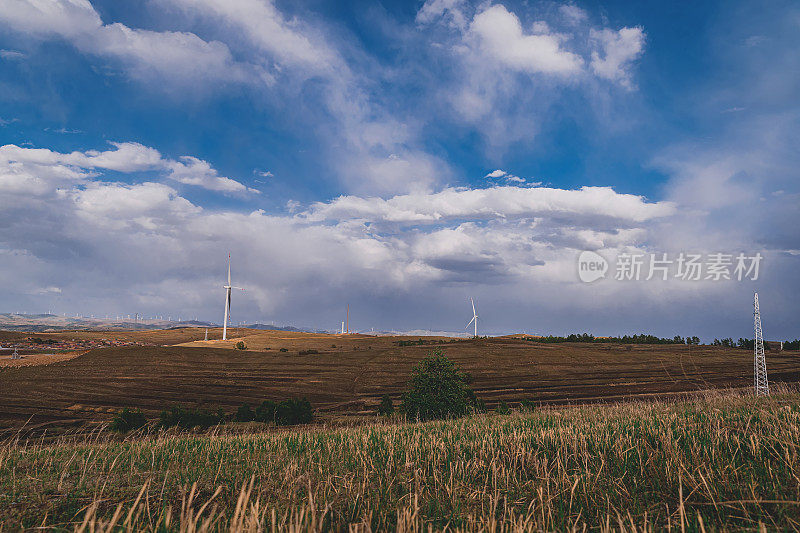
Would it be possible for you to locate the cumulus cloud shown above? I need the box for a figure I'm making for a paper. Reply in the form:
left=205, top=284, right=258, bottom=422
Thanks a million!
left=469, top=5, right=583, bottom=75
left=306, top=185, right=675, bottom=225
left=0, top=142, right=256, bottom=194
left=415, top=2, right=648, bottom=148
left=0, top=140, right=678, bottom=327
left=590, top=27, right=646, bottom=88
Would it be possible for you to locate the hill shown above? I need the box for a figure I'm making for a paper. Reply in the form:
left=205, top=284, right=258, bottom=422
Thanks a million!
left=1, top=329, right=799, bottom=430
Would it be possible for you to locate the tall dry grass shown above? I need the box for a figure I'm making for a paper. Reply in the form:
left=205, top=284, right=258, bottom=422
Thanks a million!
left=2, top=388, right=800, bottom=531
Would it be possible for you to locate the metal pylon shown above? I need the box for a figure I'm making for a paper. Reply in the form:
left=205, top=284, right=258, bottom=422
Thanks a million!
left=754, top=292, right=769, bottom=396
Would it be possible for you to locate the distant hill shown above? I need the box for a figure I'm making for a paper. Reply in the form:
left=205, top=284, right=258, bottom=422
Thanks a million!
left=0, top=313, right=325, bottom=334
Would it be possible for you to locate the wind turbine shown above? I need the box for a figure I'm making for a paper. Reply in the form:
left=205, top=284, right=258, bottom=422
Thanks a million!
left=222, top=254, right=244, bottom=341
left=466, top=297, right=478, bottom=338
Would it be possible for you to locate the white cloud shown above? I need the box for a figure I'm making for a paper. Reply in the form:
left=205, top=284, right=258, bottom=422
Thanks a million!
left=590, top=27, right=646, bottom=88
left=0, top=0, right=259, bottom=89
left=306, top=185, right=676, bottom=225
left=0, top=49, right=25, bottom=60
left=416, top=0, right=468, bottom=30
left=166, top=156, right=259, bottom=194
left=2, top=138, right=794, bottom=336
left=559, top=5, right=588, bottom=25
left=485, top=169, right=507, bottom=178
left=0, top=142, right=256, bottom=195
left=469, top=5, right=583, bottom=75
left=160, top=0, right=338, bottom=74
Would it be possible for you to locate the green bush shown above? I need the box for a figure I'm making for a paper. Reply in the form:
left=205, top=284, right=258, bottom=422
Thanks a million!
left=110, top=408, right=147, bottom=433
left=496, top=400, right=511, bottom=415
left=275, top=397, right=313, bottom=425
left=377, top=395, right=394, bottom=416
left=401, top=350, right=480, bottom=421
left=235, top=341, right=246, bottom=350
left=255, top=400, right=277, bottom=423
left=279, top=348, right=288, bottom=352
left=520, top=399, right=536, bottom=412
left=234, top=404, right=255, bottom=422
left=298, top=349, right=319, bottom=355
left=159, top=406, right=223, bottom=430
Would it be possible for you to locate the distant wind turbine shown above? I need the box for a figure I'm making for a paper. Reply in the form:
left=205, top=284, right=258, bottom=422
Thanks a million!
left=466, top=297, right=478, bottom=338
left=222, top=254, right=244, bottom=341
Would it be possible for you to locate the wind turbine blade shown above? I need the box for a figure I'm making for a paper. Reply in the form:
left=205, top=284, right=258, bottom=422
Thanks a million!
left=227, top=254, right=231, bottom=285
left=466, top=316, right=476, bottom=329
left=471, top=297, right=476, bottom=316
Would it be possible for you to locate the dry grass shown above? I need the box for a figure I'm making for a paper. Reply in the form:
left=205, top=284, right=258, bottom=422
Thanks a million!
left=3, top=388, right=800, bottom=531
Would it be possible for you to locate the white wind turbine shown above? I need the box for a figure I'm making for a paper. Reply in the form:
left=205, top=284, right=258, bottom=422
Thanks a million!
left=466, top=297, right=478, bottom=338
left=222, top=254, right=244, bottom=341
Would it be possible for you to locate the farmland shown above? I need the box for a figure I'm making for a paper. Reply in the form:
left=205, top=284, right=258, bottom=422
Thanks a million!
left=1, top=328, right=799, bottom=430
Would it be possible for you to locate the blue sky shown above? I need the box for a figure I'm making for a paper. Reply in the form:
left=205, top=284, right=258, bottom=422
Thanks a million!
left=0, top=0, right=797, bottom=338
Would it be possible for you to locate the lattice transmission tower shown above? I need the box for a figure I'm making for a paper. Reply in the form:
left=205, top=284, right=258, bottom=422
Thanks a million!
left=754, top=292, right=769, bottom=396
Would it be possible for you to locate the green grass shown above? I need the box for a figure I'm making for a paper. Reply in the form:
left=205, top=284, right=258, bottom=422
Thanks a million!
left=2, top=390, right=800, bottom=531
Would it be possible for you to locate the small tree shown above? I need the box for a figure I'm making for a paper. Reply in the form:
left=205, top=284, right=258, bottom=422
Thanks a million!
left=377, top=395, right=394, bottom=416
left=401, top=350, right=478, bottom=421
left=234, top=404, right=255, bottom=422
left=235, top=341, right=246, bottom=350
left=111, top=408, right=147, bottom=433
left=275, top=398, right=313, bottom=425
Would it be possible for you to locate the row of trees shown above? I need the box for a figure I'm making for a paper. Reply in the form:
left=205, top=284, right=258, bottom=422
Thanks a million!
left=711, top=338, right=754, bottom=349
left=111, top=397, right=314, bottom=432
left=529, top=333, right=700, bottom=345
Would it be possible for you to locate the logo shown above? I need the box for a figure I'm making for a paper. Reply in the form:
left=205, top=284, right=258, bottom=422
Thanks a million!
left=578, top=250, right=608, bottom=283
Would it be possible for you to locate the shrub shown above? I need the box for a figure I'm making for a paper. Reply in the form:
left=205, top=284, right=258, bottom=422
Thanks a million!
left=159, top=406, right=222, bottom=430
left=275, top=398, right=313, bottom=425
left=255, top=400, right=277, bottom=423
left=234, top=404, right=255, bottom=422
left=279, top=348, right=288, bottom=352
left=520, top=399, right=536, bottom=411
left=235, top=341, right=246, bottom=350
left=298, top=349, right=319, bottom=355
left=110, top=408, right=147, bottom=433
left=377, top=395, right=394, bottom=416
left=496, top=400, right=511, bottom=415
left=401, top=350, right=479, bottom=421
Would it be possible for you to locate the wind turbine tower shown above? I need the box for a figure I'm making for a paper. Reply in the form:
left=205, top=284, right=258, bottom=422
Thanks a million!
left=754, top=292, right=769, bottom=396
left=466, top=297, right=478, bottom=338
left=222, top=254, right=244, bottom=341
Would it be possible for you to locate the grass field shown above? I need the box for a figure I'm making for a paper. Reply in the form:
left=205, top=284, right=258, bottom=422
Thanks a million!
left=2, top=389, right=800, bottom=531
left=2, top=329, right=800, bottom=430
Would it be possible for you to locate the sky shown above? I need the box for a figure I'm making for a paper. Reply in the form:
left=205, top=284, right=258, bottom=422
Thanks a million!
left=0, top=0, right=797, bottom=339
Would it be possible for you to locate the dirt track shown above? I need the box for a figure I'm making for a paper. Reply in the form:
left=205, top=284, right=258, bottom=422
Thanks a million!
left=1, top=329, right=799, bottom=429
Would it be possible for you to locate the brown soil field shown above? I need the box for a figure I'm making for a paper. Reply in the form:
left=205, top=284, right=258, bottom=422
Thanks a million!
left=0, top=351, right=82, bottom=368
left=1, top=328, right=799, bottom=431
left=0, top=327, right=222, bottom=345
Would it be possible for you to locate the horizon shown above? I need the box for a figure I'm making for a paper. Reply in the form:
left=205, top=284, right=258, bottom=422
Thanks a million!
left=0, top=0, right=798, bottom=339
